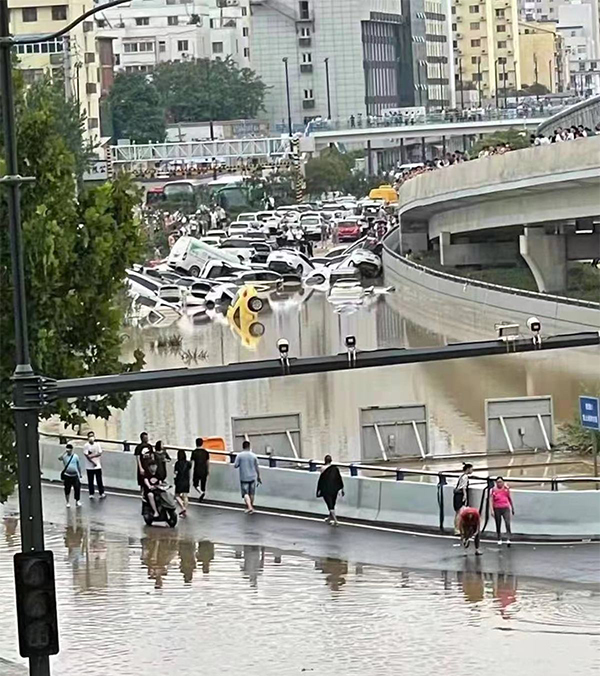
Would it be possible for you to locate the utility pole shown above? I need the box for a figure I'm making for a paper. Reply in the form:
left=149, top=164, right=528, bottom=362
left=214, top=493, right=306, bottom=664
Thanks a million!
left=0, top=1, right=50, bottom=674
left=282, top=57, right=292, bottom=136
left=324, top=57, right=332, bottom=120
left=477, top=56, right=482, bottom=107
left=458, top=58, right=464, bottom=109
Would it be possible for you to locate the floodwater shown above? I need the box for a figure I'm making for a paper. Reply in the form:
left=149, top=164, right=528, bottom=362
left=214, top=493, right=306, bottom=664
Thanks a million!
left=46, top=285, right=599, bottom=465
left=0, top=509, right=599, bottom=676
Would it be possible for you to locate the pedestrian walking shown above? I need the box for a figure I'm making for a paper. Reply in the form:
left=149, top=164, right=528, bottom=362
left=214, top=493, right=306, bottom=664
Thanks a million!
left=458, top=506, right=482, bottom=556
left=454, top=463, right=473, bottom=533
left=174, top=449, right=192, bottom=518
left=316, top=455, right=344, bottom=526
left=234, top=440, right=261, bottom=514
left=83, top=431, right=105, bottom=500
left=59, top=444, right=83, bottom=508
left=154, top=440, right=171, bottom=482
left=191, top=437, right=209, bottom=501
left=135, top=431, right=155, bottom=492
left=491, top=477, right=514, bottom=546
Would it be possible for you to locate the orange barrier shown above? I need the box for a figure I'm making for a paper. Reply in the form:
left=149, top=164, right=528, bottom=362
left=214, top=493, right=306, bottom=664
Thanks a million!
left=203, top=436, right=228, bottom=462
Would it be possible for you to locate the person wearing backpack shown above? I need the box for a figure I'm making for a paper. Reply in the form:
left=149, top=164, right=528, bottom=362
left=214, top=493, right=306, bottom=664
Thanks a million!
left=59, top=444, right=83, bottom=508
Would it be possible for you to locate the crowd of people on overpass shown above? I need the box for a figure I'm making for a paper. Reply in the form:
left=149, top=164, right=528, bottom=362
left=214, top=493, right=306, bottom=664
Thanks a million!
left=392, top=119, right=599, bottom=190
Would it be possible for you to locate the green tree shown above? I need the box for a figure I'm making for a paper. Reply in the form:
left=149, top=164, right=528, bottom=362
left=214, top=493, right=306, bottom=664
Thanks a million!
left=152, top=57, right=266, bottom=123
left=109, top=72, right=165, bottom=143
left=0, top=76, right=145, bottom=501
left=470, top=128, right=531, bottom=157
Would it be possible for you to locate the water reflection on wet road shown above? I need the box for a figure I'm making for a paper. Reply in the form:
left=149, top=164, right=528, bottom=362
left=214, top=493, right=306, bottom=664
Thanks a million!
left=73, top=289, right=599, bottom=464
left=1, top=506, right=598, bottom=676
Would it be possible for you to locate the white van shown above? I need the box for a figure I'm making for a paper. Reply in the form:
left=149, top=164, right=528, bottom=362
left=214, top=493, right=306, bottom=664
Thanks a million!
left=168, top=236, right=247, bottom=277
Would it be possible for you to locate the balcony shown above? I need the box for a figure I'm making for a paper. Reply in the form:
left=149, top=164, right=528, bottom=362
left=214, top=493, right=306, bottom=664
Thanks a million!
left=300, top=63, right=313, bottom=73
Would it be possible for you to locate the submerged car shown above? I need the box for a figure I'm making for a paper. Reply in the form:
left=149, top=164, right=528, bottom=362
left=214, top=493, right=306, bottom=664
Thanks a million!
left=226, top=285, right=266, bottom=349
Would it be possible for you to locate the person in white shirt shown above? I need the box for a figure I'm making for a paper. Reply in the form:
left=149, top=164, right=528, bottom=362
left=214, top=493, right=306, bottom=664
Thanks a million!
left=83, top=431, right=106, bottom=499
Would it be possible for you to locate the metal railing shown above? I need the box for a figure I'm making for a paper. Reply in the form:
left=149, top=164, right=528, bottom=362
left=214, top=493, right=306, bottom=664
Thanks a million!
left=40, top=432, right=598, bottom=491
left=304, top=106, right=566, bottom=135
left=382, top=227, right=600, bottom=310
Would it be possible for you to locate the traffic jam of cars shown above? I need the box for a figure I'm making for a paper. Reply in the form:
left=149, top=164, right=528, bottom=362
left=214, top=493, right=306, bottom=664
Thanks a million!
left=126, top=197, right=393, bottom=342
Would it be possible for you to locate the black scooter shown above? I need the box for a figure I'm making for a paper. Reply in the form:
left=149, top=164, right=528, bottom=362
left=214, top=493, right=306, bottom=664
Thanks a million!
left=141, top=485, right=178, bottom=528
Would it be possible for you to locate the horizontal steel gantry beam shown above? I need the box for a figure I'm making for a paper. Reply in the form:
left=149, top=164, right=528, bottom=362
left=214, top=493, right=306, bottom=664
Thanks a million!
left=53, top=331, right=600, bottom=400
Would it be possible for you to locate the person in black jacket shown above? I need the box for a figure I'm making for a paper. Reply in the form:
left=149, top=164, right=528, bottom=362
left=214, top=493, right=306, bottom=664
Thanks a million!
left=316, top=455, right=344, bottom=526
left=174, top=449, right=192, bottom=518
left=191, top=437, right=209, bottom=501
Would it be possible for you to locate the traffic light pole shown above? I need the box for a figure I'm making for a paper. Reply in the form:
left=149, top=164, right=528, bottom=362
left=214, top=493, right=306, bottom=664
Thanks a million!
left=0, top=2, right=49, bottom=674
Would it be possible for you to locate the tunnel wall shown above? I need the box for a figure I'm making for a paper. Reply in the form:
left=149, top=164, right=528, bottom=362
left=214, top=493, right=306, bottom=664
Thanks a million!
left=382, top=229, right=600, bottom=335
left=40, top=443, right=600, bottom=540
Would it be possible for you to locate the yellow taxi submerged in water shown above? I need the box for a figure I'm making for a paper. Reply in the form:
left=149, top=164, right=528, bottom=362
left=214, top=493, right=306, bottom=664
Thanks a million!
left=226, top=284, right=266, bottom=350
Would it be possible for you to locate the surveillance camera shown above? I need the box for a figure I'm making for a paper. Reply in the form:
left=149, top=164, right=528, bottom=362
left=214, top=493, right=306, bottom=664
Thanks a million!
left=345, top=335, right=356, bottom=349
left=527, top=317, right=541, bottom=333
left=277, top=338, right=290, bottom=355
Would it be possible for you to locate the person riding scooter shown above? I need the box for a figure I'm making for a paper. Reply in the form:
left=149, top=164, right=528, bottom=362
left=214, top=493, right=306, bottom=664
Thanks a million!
left=143, top=463, right=162, bottom=518
left=142, top=463, right=179, bottom=527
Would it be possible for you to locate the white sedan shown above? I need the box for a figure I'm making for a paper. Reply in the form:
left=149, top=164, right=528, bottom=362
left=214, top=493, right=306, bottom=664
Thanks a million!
left=267, top=250, right=316, bottom=277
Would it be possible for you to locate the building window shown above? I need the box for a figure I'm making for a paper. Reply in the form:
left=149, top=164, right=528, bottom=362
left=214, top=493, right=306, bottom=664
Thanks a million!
left=212, top=41, right=223, bottom=53
left=86, top=82, right=97, bottom=94
left=84, top=52, right=95, bottom=63
left=96, top=18, right=106, bottom=27
left=168, top=16, right=178, bottom=25
left=244, top=47, right=250, bottom=58
left=303, top=88, right=313, bottom=99
left=159, top=41, right=166, bottom=52
left=51, top=5, right=67, bottom=20
left=243, top=27, right=249, bottom=37
left=302, top=52, right=312, bottom=63
left=470, top=22, right=479, bottom=30
left=471, top=73, right=482, bottom=81
left=88, top=118, right=99, bottom=129
left=22, top=7, right=38, bottom=22
left=498, top=57, right=507, bottom=64
left=22, top=68, right=44, bottom=84
left=452, top=22, right=457, bottom=30
left=470, top=39, right=480, bottom=47
left=135, top=17, right=149, bottom=26
left=471, top=56, right=478, bottom=65
left=497, top=40, right=507, bottom=48
left=241, top=6, right=247, bottom=16
left=299, top=1, right=309, bottom=20
left=495, top=9, right=505, bottom=18
left=123, top=43, right=137, bottom=53
left=300, top=27, right=310, bottom=37
left=497, top=25, right=506, bottom=32
left=451, top=5, right=456, bottom=13
left=469, top=5, right=479, bottom=13
left=178, top=40, right=189, bottom=52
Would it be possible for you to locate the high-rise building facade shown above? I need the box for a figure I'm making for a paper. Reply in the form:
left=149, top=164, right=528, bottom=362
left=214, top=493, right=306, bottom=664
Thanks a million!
left=248, top=0, right=452, bottom=130
left=452, top=0, right=521, bottom=106
left=518, top=20, right=568, bottom=91
left=8, top=0, right=102, bottom=143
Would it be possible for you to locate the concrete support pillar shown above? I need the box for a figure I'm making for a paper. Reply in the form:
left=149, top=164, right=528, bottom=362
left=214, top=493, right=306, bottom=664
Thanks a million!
left=519, top=227, right=567, bottom=293
left=366, top=139, right=372, bottom=176
left=421, top=137, right=426, bottom=162
left=442, top=135, right=446, bottom=156
left=400, top=138, right=406, bottom=164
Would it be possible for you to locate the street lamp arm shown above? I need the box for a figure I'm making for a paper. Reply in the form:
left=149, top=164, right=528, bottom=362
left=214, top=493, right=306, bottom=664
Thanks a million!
left=1, top=0, right=133, bottom=45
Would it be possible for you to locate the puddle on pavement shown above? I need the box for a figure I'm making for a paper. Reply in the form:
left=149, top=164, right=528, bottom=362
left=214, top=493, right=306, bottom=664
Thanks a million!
left=0, top=516, right=598, bottom=676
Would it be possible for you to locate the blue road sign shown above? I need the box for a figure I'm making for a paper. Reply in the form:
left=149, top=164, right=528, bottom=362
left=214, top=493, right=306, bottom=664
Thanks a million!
left=579, top=396, right=600, bottom=431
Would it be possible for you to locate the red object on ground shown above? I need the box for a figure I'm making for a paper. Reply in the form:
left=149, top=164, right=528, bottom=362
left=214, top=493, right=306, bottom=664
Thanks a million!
left=337, top=221, right=361, bottom=242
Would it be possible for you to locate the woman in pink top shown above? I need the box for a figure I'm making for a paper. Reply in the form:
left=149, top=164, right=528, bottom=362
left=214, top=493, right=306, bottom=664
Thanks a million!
left=491, top=477, right=514, bottom=546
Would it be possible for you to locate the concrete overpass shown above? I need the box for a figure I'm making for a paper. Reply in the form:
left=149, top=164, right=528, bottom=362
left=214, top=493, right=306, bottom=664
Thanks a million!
left=395, top=136, right=600, bottom=293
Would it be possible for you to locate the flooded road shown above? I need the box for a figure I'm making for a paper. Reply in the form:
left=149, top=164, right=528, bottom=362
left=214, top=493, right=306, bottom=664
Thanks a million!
left=69, top=287, right=599, bottom=464
left=1, top=490, right=599, bottom=676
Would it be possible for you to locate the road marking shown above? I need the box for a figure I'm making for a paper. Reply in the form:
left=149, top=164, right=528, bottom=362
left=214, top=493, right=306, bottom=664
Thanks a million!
left=42, top=482, right=597, bottom=547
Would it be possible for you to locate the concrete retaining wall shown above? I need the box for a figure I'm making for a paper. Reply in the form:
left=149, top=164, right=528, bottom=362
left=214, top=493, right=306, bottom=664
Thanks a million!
left=41, top=443, right=600, bottom=540
left=382, top=237, right=600, bottom=335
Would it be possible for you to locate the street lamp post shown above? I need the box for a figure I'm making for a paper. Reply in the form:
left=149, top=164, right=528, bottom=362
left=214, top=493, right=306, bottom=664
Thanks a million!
left=324, top=57, right=332, bottom=120
left=494, top=58, right=500, bottom=109
left=282, top=57, right=292, bottom=136
left=477, top=56, right=482, bottom=107
left=0, top=4, right=137, bottom=675
left=206, top=58, right=215, bottom=141
left=458, top=58, right=465, bottom=110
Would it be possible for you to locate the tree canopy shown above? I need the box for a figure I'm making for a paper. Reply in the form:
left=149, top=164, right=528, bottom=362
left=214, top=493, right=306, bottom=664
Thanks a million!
left=0, top=77, right=145, bottom=501
left=109, top=58, right=267, bottom=140
left=304, top=147, right=386, bottom=198
left=109, top=71, right=166, bottom=143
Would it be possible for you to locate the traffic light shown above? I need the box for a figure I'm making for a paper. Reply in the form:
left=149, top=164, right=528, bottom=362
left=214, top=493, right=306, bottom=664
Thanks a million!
left=14, top=551, right=59, bottom=658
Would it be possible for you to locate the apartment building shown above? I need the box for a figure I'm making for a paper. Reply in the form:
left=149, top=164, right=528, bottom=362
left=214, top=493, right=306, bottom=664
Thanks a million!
left=452, top=0, right=521, bottom=105
left=518, top=20, right=568, bottom=91
left=96, top=0, right=251, bottom=74
left=8, top=0, right=102, bottom=143
left=249, top=0, right=452, bottom=130
left=556, top=1, right=600, bottom=95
